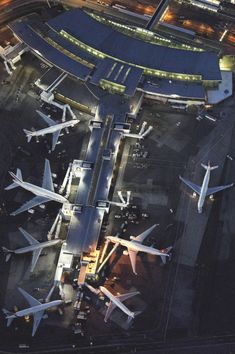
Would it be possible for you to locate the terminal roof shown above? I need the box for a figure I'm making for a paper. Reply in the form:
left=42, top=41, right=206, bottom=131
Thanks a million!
left=48, top=9, right=221, bottom=81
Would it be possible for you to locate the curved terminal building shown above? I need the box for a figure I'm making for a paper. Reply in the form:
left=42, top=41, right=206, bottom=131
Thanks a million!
left=9, top=8, right=222, bottom=104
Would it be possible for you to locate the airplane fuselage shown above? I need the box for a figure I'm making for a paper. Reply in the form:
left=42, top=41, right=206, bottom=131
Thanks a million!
left=106, top=237, right=168, bottom=257
left=100, top=286, right=134, bottom=318
left=198, top=168, right=211, bottom=213
left=108, top=201, right=128, bottom=208
left=6, top=300, right=63, bottom=320
left=29, top=120, right=79, bottom=137
left=123, top=133, right=143, bottom=140
left=14, top=180, right=67, bottom=204
left=13, top=239, right=62, bottom=255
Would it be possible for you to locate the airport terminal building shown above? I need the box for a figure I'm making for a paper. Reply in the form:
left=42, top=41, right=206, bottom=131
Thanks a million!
left=9, top=8, right=224, bottom=105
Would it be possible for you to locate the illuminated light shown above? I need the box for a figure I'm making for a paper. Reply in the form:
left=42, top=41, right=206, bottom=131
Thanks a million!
left=219, top=29, right=228, bottom=42
left=34, top=49, right=42, bottom=56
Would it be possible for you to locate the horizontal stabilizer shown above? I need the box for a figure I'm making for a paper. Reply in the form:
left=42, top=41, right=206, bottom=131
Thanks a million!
left=133, top=310, right=142, bottom=317
left=23, top=129, right=33, bottom=142
left=7, top=317, right=14, bottom=327
left=2, top=308, right=12, bottom=316
left=2, top=309, right=14, bottom=326
left=5, top=169, right=23, bottom=190
left=2, top=247, right=12, bottom=262
left=4, top=182, right=18, bottom=190
left=201, top=163, right=218, bottom=171
left=160, top=246, right=173, bottom=264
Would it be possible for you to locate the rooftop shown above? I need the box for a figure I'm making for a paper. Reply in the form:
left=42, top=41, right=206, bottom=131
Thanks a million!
left=47, top=9, right=221, bottom=81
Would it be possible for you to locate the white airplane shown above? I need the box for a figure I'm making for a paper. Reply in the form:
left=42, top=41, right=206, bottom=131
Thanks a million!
left=2, top=227, right=63, bottom=272
left=2, top=287, right=63, bottom=336
left=109, top=191, right=131, bottom=208
left=23, top=110, right=80, bottom=151
left=5, top=159, right=68, bottom=216
left=124, top=121, right=153, bottom=140
left=100, top=286, right=140, bottom=322
left=179, top=162, right=233, bottom=213
left=106, top=224, right=172, bottom=275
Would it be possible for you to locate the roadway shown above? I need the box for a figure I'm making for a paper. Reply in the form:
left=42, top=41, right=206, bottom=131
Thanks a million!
left=0, top=0, right=58, bottom=26
left=61, top=0, right=235, bottom=50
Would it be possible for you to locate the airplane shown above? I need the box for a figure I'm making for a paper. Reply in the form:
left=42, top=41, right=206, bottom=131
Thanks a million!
left=85, top=283, right=140, bottom=322
left=100, top=286, right=140, bottom=322
left=2, top=227, right=63, bottom=272
left=123, top=121, right=153, bottom=140
left=108, top=191, right=131, bottom=209
left=23, top=110, right=80, bottom=151
left=106, top=224, right=172, bottom=275
left=179, top=162, right=234, bottom=213
left=5, top=159, right=68, bottom=216
left=2, top=287, right=63, bottom=336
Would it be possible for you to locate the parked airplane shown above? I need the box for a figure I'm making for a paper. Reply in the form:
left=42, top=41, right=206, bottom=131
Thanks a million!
left=179, top=162, right=233, bottom=213
left=23, top=110, right=80, bottom=151
left=3, top=287, right=63, bottom=336
left=100, top=286, right=140, bottom=322
left=2, top=227, right=62, bottom=272
left=124, top=121, right=153, bottom=140
left=109, top=191, right=131, bottom=208
left=106, top=224, right=172, bottom=274
left=5, top=159, right=68, bottom=216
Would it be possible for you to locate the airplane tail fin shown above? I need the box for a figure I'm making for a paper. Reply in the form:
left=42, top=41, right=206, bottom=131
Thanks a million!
left=1, top=247, right=13, bottom=262
left=160, top=246, right=173, bottom=264
left=23, top=129, right=33, bottom=142
left=5, top=169, right=23, bottom=190
left=201, top=162, right=218, bottom=171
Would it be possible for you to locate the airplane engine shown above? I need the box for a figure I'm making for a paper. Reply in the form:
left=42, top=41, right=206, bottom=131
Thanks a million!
left=52, top=173, right=57, bottom=178
left=123, top=250, right=129, bottom=256
left=130, top=236, right=136, bottom=240
left=39, top=204, right=46, bottom=210
left=209, top=194, right=214, bottom=200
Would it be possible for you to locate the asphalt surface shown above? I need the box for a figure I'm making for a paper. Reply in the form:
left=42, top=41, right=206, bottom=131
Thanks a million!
left=0, top=3, right=235, bottom=353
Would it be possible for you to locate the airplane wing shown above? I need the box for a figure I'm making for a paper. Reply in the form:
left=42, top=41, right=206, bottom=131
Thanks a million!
left=18, top=287, right=41, bottom=307
left=11, top=196, right=51, bottom=216
left=133, top=224, right=157, bottom=243
left=30, top=249, right=42, bottom=272
left=206, top=183, right=234, bottom=196
left=128, top=250, right=138, bottom=275
left=51, top=130, right=61, bottom=151
left=42, top=159, right=54, bottom=192
left=115, top=291, right=139, bottom=302
left=36, top=110, right=56, bottom=127
left=18, top=227, right=39, bottom=245
left=32, top=310, right=44, bottom=336
left=104, top=302, right=116, bottom=322
left=179, top=176, right=201, bottom=194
